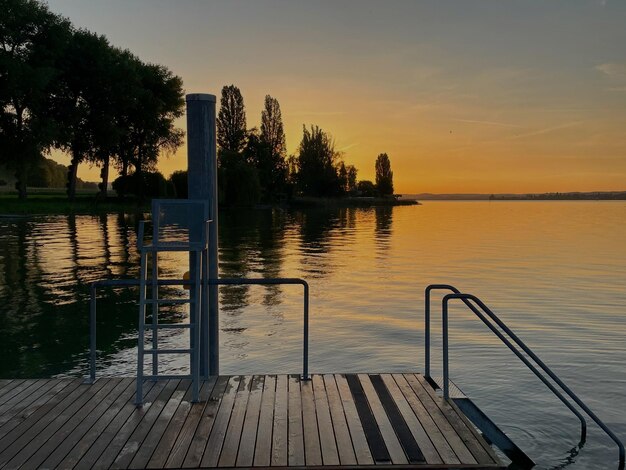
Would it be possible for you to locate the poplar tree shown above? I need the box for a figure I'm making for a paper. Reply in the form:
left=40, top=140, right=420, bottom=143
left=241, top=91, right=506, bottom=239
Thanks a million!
left=375, top=152, right=394, bottom=196
left=217, top=85, right=247, bottom=153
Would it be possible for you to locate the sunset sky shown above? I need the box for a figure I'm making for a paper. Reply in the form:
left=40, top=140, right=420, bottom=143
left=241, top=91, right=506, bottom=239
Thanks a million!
left=46, top=0, right=626, bottom=194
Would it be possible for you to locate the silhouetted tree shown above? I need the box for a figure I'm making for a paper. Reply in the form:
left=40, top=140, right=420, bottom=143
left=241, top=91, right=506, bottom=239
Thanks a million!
left=337, top=161, right=348, bottom=194
left=218, top=149, right=260, bottom=206
left=217, top=85, right=247, bottom=153
left=257, top=95, right=288, bottom=199
left=260, top=95, right=286, bottom=158
left=295, top=125, right=342, bottom=197
left=53, top=30, right=117, bottom=200
left=346, top=165, right=358, bottom=193
left=0, top=0, right=72, bottom=199
left=112, top=58, right=184, bottom=200
left=169, top=170, right=188, bottom=198
left=375, top=152, right=394, bottom=196
left=357, top=180, right=377, bottom=197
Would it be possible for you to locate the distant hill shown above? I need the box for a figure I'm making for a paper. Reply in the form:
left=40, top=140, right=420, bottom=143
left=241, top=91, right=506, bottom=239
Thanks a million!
left=0, top=158, right=98, bottom=191
left=404, top=192, right=626, bottom=201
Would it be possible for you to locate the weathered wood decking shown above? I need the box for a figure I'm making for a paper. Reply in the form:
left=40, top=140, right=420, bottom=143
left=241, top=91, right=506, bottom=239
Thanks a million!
left=0, top=374, right=503, bottom=469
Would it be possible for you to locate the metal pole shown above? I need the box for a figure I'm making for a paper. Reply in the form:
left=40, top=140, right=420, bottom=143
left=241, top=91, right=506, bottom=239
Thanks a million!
left=425, top=287, right=430, bottom=378
left=186, top=93, right=218, bottom=377
left=302, top=282, right=310, bottom=380
left=442, top=297, right=449, bottom=399
left=88, top=284, right=96, bottom=383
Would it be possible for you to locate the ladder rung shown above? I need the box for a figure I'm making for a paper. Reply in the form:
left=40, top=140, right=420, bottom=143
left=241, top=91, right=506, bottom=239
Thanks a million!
left=143, top=348, right=192, bottom=355
left=144, top=299, right=192, bottom=305
left=145, top=323, right=194, bottom=330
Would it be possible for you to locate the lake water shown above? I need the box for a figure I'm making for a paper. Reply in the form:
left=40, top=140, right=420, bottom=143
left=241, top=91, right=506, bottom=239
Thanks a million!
left=0, top=201, right=624, bottom=469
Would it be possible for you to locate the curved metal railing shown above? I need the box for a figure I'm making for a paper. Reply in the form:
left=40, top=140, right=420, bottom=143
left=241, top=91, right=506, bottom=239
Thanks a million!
left=425, top=284, right=624, bottom=470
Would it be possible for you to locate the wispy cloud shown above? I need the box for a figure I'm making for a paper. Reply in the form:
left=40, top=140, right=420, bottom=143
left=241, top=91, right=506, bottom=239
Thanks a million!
left=510, top=121, right=584, bottom=140
left=452, top=118, right=523, bottom=128
left=595, top=62, right=626, bottom=78
left=289, top=111, right=347, bottom=117
left=337, top=142, right=359, bottom=152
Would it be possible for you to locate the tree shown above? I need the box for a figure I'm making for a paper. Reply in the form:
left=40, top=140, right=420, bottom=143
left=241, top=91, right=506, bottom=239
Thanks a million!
left=0, top=0, right=72, bottom=199
left=257, top=95, right=288, bottom=200
left=112, top=57, right=184, bottom=200
left=346, top=165, right=358, bottom=194
left=53, top=29, right=118, bottom=200
left=337, top=161, right=348, bottom=194
left=295, top=125, right=342, bottom=197
left=217, top=85, right=247, bottom=153
left=375, top=152, right=394, bottom=196
left=260, top=95, right=286, bottom=158
left=218, top=149, right=260, bottom=206
left=357, top=180, right=377, bottom=197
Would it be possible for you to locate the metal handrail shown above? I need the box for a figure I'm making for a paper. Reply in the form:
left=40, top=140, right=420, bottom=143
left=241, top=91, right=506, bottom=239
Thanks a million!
left=425, top=284, right=625, bottom=469
left=425, top=285, right=586, bottom=440
left=88, top=277, right=309, bottom=383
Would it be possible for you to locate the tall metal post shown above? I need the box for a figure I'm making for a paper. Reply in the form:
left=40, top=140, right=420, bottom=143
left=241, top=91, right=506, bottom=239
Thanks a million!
left=186, top=93, right=219, bottom=377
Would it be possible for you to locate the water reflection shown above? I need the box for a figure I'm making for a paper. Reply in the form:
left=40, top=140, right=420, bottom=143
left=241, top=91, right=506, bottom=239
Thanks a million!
left=374, top=206, right=393, bottom=256
left=1, top=202, right=625, bottom=469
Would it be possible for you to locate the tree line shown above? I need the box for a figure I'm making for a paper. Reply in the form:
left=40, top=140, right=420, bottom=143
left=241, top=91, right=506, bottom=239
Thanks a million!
left=1, top=0, right=394, bottom=204
left=213, top=84, right=395, bottom=205
left=0, top=0, right=184, bottom=200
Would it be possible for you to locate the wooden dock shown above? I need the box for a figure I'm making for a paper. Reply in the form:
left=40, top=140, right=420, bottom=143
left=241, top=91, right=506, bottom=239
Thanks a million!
left=0, top=374, right=503, bottom=469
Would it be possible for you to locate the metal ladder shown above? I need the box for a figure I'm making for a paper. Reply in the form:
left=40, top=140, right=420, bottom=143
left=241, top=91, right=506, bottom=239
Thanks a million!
left=136, top=199, right=210, bottom=406
left=426, top=284, right=625, bottom=470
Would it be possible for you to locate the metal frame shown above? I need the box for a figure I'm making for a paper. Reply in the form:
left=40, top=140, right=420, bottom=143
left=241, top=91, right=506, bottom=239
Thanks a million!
left=87, top=277, right=310, bottom=385
left=426, top=284, right=625, bottom=469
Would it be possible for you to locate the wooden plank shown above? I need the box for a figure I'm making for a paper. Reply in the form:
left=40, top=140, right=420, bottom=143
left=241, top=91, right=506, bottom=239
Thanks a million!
left=0, top=380, right=14, bottom=394
left=448, top=398, right=502, bottom=465
left=381, top=374, right=442, bottom=464
left=78, top=379, right=167, bottom=470
left=0, top=379, right=106, bottom=467
left=322, top=374, right=357, bottom=466
left=334, top=374, right=373, bottom=465
left=357, top=373, right=408, bottom=465
left=54, top=379, right=140, bottom=470
left=254, top=375, right=276, bottom=467
left=199, top=375, right=241, bottom=468
left=392, top=374, right=460, bottom=465
left=147, top=378, right=210, bottom=468
left=0, top=378, right=80, bottom=443
left=0, top=379, right=54, bottom=423
left=19, top=378, right=125, bottom=470
left=301, top=376, right=322, bottom=466
left=218, top=375, right=253, bottom=467
left=312, top=374, right=340, bottom=465
left=236, top=375, right=264, bottom=467
left=369, top=374, right=425, bottom=464
left=163, top=376, right=221, bottom=468
left=0, top=380, right=48, bottom=413
left=270, top=374, right=288, bottom=466
left=129, top=379, right=191, bottom=469
left=402, top=374, right=477, bottom=464
left=414, top=374, right=498, bottom=465
left=287, top=374, right=305, bottom=467
left=109, top=379, right=181, bottom=469
left=0, top=379, right=25, bottom=402
left=345, top=374, right=390, bottom=463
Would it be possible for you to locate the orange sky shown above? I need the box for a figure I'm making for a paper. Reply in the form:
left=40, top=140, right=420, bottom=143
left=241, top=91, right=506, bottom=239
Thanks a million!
left=47, top=0, right=626, bottom=194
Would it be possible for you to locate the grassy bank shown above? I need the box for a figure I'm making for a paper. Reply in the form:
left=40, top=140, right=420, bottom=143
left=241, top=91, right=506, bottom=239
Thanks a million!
left=0, top=190, right=148, bottom=215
